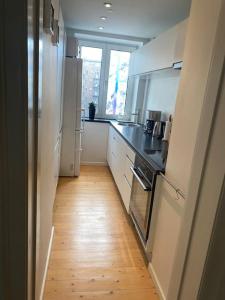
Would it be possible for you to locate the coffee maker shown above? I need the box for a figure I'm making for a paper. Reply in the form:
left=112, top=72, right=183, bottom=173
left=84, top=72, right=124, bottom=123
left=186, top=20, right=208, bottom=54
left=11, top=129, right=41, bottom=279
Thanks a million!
left=144, top=110, right=161, bottom=134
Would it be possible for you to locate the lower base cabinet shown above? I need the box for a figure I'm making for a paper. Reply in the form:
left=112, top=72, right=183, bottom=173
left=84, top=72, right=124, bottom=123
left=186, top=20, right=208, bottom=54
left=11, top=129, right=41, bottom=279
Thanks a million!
left=121, top=175, right=132, bottom=212
left=107, top=126, right=135, bottom=212
left=54, top=132, right=62, bottom=194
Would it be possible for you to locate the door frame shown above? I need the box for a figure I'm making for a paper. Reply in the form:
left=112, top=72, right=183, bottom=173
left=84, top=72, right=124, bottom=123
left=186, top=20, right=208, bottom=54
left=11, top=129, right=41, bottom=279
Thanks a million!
left=0, top=0, right=38, bottom=299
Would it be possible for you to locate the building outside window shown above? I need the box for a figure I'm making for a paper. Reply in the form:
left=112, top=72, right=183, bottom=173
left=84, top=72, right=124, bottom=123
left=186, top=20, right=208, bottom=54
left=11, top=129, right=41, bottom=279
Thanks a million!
left=106, top=50, right=130, bottom=116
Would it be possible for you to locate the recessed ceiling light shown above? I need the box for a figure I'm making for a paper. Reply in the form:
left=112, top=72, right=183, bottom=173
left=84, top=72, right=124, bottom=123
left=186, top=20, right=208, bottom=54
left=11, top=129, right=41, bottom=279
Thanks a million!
left=100, top=16, right=107, bottom=21
left=104, top=2, right=112, bottom=8
left=98, top=26, right=104, bottom=30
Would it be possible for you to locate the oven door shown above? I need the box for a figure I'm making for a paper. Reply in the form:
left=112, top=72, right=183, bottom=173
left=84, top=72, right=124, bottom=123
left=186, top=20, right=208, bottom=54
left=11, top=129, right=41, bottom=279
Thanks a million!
left=130, top=167, right=153, bottom=242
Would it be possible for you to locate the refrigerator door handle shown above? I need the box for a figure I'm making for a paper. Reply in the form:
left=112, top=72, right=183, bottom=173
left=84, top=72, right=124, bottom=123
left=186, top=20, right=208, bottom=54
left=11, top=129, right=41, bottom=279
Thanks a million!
left=75, top=129, right=84, bottom=133
left=81, top=108, right=85, bottom=132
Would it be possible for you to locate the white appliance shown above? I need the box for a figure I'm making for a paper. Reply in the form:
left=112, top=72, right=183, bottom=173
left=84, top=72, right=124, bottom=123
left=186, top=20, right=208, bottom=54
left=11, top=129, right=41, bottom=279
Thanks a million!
left=66, top=36, right=78, bottom=57
left=60, top=57, right=84, bottom=176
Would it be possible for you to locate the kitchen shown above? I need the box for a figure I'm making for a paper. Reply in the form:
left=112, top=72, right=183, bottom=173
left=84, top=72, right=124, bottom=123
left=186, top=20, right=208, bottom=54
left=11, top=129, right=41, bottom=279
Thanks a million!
left=1, top=0, right=225, bottom=300
left=41, top=0, right=224, bottom=299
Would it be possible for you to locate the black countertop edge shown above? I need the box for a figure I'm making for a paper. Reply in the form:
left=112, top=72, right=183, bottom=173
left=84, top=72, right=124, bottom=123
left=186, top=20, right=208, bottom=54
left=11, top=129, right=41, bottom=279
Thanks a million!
left=109, top=121, right=166, bottom=173
left=85, top=118, right=115, bottom=124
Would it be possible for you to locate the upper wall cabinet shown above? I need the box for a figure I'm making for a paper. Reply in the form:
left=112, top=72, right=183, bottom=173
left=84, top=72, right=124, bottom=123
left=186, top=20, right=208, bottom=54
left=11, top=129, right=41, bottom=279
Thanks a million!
left=129, top=19, right=188, bottom=76
left=173, top=19, right=189, bottom=63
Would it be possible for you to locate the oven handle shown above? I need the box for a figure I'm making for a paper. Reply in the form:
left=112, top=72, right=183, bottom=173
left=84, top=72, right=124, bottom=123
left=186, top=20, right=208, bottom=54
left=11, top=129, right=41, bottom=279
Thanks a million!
left=130, top=167, right=151, bottom=191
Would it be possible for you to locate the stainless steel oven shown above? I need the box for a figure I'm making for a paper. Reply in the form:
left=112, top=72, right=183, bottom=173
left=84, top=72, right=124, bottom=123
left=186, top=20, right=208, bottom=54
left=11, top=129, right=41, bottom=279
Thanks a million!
left=130, top=155, right=157, bottom=244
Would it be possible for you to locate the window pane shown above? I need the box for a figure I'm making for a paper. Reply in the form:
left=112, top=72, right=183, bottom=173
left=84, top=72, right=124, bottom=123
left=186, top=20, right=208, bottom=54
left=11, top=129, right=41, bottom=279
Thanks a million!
left=106, top=50, right=130, bottom=115
left=80, top=46, right=102, bottom=115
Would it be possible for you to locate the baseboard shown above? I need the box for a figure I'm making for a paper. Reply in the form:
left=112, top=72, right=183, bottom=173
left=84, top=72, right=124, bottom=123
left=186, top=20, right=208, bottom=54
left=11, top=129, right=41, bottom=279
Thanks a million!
left=81, top=161, right=108, bottom=166
left=148, top=263, right=166, bottom=300
left=39, top=226, right=54, bottom=300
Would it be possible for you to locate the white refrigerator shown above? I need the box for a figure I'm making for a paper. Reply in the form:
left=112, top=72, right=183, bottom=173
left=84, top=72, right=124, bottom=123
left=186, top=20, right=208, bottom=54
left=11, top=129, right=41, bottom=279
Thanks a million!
left=60, top=57, right=84, bottom=176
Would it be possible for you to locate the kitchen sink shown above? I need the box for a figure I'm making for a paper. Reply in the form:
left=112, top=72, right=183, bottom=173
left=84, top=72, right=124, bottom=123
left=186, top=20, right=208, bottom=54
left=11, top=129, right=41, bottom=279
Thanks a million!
left=117, top=121, right=140, bottom=127
left=144, top=149, right=157, bottom=155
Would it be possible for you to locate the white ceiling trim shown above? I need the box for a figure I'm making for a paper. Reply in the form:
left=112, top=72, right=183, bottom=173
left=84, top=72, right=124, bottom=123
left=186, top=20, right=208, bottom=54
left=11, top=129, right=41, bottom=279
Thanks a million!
left=66, top=27, right=149, bottom=47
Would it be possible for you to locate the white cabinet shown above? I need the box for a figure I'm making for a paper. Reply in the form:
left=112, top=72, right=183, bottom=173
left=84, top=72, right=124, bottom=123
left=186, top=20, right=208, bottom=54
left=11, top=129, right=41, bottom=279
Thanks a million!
left=173, top=19, right=189, bottom=63
left=126, top=144, right=136, bottom=163
left=107, top=126, right=136, bottom=212
left=66, top=36, right=78, bottom=57
left=121, top=175, right=132, bottom=212
left=53, top=132, right=62, bottom=194
left=81, top=122, right=109, bottom=166
left=129, top=19, right=188, bottom=76
left=124, top=155, right=134, bottom=187
left=148, top=176, right=185, bottom=299
left=107, top=125, right=113, bottom=168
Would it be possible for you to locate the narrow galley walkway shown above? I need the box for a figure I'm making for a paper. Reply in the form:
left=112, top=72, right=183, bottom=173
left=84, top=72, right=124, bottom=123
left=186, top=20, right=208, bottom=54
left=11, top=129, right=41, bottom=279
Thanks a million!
left=44, top=166, right=159, bottom=300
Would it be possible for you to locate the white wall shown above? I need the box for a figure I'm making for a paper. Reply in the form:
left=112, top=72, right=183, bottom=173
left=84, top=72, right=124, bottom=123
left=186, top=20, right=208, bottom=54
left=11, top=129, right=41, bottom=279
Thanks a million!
left=145, top=69, right=181, bottom=121
left=36, top=1, right=65, bottom=299
left=81, top=122, right=109, bottom=166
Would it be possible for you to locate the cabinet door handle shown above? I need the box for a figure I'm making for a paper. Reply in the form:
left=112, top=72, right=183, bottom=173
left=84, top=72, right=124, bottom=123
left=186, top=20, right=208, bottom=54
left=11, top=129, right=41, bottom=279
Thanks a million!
left=126, top=154, right=133, bottom=164
left=124, top=174, right=131, bottom=188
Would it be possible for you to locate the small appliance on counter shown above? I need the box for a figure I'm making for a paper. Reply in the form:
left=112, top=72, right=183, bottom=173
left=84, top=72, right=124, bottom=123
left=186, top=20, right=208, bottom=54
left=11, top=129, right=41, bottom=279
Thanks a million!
left=161, top=140, right=169, bottom=164
left=144, top=110, right=161, bottom=134
left=153, top=121, right=166, bottom=138
left=163, top=115, right=173, bottom=142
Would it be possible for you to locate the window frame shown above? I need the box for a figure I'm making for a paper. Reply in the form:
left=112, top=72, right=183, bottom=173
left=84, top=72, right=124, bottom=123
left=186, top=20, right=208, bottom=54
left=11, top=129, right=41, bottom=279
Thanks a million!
left=78, top=39, right=136, bottom=119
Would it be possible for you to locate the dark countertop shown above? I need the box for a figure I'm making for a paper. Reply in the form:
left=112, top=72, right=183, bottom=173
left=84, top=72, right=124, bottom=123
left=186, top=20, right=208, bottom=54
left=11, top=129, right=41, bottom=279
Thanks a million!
left=85, top=118, right=113, bottom=123
left=110, top=121, right=167, bottom=172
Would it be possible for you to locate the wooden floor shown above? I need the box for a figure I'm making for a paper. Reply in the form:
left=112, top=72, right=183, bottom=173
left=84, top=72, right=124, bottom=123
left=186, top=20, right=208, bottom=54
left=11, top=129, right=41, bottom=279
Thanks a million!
left=44, top=166, right=159, bottom=300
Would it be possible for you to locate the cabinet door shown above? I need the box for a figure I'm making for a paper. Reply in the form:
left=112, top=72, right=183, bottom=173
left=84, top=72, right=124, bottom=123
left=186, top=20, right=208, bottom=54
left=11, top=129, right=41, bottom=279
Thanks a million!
left=129, top=19, right=188, bottom=76
left=53, top=135, right=61, bottom=195
left=116, top=151, right=125, bottom=195
left=111, top=151, right=117, bottom=181
left=120, top=175, right=132, bottom=212
left=107, top=126, right=113, bottom=167
left=125, top=144, right=136, bottom=164
left=149, top=176, right=185, bottom=299
left=124, top=156, right=134, bottom=187
left=107, top=126, right=134, bottom=213
left=113, top=130, right=126, bottom=193
left=129, top=26, right=176, bottom=75
left=124, top=175, right=132, bottom=212
left=173, top=19, right=188, bottom=63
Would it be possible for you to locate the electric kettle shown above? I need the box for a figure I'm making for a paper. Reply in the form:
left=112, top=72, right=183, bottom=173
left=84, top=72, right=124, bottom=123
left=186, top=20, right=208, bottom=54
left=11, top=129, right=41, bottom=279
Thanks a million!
left=153, top=121, right=164, bottom=138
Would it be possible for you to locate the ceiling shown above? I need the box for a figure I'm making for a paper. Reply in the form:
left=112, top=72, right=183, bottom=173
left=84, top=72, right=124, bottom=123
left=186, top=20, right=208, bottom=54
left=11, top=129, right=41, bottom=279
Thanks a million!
left=61, top=0, right=192, bottom=40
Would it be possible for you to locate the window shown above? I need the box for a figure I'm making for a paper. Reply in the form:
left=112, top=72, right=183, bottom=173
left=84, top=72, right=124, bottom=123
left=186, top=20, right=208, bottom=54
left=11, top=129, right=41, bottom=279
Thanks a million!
left=80, top=46, right=102, bottom=115
left=79, top=41, right=135, bottom=118
left=106, top=50, right=130, bottom=116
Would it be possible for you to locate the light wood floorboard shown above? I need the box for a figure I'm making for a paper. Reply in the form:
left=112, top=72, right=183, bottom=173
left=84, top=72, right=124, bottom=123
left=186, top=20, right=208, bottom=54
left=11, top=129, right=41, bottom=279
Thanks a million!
left=44, top=166, right=159, bottom=300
